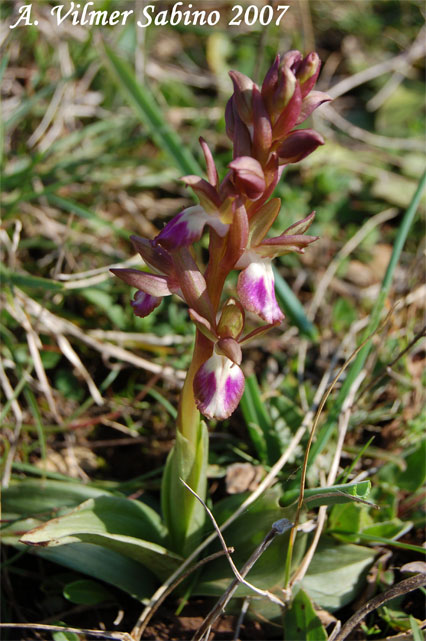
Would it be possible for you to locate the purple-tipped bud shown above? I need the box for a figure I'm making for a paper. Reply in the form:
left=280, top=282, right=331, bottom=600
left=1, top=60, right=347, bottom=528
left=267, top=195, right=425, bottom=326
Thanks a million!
left=229, top=70, right=256, bottom=125
left=217, top=300, right=245, bottom=340
left=261, top=55, right=280, bottom=102
left=297, top=91, right=331, bottom=125
left=272, top=81, right=302, bottom=139
left=274, top=66, right=297, bottom=115
left=216, top=337, right=242, bottom=365
left=182, top=175, right=221, bottom=212
left=229, top=156, right=266, bottom=201
left=296, top=52, right=321, bottom=98
left=277, top=129, right=324, bottom=164
left=282, top=50, right=303, bottom=75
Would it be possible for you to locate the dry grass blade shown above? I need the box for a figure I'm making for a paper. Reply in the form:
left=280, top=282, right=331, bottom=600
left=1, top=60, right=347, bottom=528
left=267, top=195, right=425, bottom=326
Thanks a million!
left=56, top=333, right=103, bottom=405
left=8, top=289, right=185, bottom=385
left=0, top=623, right=132, bottom=641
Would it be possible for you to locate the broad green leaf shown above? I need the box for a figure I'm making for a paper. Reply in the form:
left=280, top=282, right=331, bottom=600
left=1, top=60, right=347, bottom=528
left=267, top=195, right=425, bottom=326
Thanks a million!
left=300, top=537, right=375, bottom=611
left=161, top=419, right=208, bottom=556
left=102, top=43, right=202, bottom=177
left=280, top=480, right=372, bottom=509
left=63, top=579, right=113, bottom=605
left=284, top=588, right=327, bottom=641
left=20, top=496, right=182, bottom=581
left=34, top=542, right=156, bottom=601
left=2, top=479, right=112, bottom=518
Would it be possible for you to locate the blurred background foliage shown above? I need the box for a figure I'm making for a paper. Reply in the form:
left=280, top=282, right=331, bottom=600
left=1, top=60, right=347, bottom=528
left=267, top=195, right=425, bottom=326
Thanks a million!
left=1, top=0, right=425, bottom=639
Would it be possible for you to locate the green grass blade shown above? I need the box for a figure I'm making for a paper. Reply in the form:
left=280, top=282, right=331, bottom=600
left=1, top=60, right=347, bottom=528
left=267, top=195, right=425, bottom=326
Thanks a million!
left=309, top=170, right=426, bottom=464
left=102, top=43, right=202, bottom=177
left=240, top=375, right=281, bottom=464
left=273, top=267, right=318, bottom=340
left=0, top=263, right=64, bottom=292
left=47, top=194, right=129, bottom=239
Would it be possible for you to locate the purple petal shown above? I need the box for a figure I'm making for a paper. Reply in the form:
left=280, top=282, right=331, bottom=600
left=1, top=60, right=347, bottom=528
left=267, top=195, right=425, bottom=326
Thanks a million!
left=237, top=258, right=284, bottom=324
left=111, top=268, right=173, bottom=296
left=156, top=206, right=228, bottom=251
left=194, top=353, right=245, bottom=420
left=131, top=290, right=162, bottom=317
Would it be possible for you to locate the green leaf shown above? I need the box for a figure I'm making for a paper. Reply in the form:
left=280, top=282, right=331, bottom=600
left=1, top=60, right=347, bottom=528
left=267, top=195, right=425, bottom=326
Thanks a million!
left=273, top=268, right=318, bottom=340
left=20, top=496, right=182, bottom=581
left=410, top=615, right=424, bottom=641
left=2, top=479, right=112, bottom=518
left=63, top=579, right=113, bottom=605
left=102, top=43, right=202, bottom=177
left=52, top=628, right=80, bottom=641
left=161, top=420, right=208, bottom=556
left=0, top=262, right=64, bottom=292
left=300, top=537, right=375, bottom=611
left=240, top=375, right=280, bottom=464
left=35, top=542, right=156, bottom=601
left=284, top=588, right=327, bottom=641
left=280, top=480, right=372, bottom=509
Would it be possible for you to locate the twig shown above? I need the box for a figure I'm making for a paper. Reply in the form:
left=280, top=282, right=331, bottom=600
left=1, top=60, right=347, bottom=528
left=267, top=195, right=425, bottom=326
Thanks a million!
left=233, top=597, right=250, bottom=641
left=0, top=623, right=132, bottom=641
left=332, top=574, right=426, bottom=641
left=191, top=518, right=292, bottom=641
left=180, top=478, right=288, bottom=606
left=327, top=25, right=426, bottom=99
left=320, top=104, right=424, bottom=151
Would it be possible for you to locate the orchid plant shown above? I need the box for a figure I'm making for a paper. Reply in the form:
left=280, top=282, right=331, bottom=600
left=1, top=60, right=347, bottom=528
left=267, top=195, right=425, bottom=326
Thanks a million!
left=112, top=51, right=330, bottom=556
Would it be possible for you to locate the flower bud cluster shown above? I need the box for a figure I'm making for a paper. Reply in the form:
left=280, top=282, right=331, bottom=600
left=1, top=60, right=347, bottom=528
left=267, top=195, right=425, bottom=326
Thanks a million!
left=112, top=51, right=329, bottom=420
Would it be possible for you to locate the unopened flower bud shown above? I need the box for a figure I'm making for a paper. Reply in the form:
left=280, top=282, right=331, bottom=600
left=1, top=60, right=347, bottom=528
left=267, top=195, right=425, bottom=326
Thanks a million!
left=296, top=52, right=321, bottom=98
left=282, top=50, right=303, bottom=75
left=252, top=86, right=272, bottom=163
left=277, top=129, right=324, bottom=164
left=229, top=156, right=265, bottom=201
left=225, top=96, right=235, bottom=140
left=217, top=300, right=245, bottom=340
left=229, top=70, right=256, bottom=125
